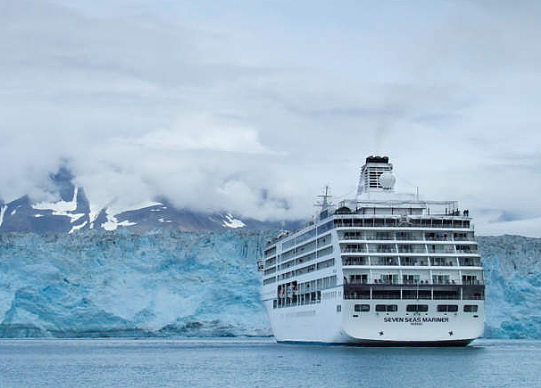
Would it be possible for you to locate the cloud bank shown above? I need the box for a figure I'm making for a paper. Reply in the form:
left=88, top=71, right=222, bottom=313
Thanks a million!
left=0, top=0, right=540, bottom=235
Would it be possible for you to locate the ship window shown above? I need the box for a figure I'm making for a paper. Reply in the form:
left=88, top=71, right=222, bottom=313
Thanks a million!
left=406, top=304, right=428, bottom=312
left=437, top=304, right=458, bottom=312
left=336, top=305, right=341, bottom=312
left=317, top=258, right=335, bottom=270
left=464, top=305, right=478, bottom=313
left=354, top=304, right=370, bottom=312
left=361, top=304, right=370, bottom=312
left=317, top=246, right=333, bottom=258
left=376, top=304, right=397, bottom=312
left=318, top=221, right=334, bottom=234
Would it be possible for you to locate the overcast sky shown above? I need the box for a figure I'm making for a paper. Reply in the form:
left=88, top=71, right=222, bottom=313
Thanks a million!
left=1, top=0, right=540, bottom=236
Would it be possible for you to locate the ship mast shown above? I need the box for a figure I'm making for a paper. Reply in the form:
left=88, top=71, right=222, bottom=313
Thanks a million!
left=315, top=186, right=333, bottom=219
left=317, top=185, right=332, bottom=210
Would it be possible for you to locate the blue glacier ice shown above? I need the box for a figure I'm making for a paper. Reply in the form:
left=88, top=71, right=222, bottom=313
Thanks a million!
left=478, top=235, right=541, bottom=339
left=0, top=231, right=539, bottom=338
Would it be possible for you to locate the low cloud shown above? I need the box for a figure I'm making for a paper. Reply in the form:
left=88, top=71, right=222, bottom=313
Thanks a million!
left=1, top=0, right=540, bottom=235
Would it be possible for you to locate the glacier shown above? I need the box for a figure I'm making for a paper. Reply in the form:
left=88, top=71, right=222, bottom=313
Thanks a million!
left=0, top=231, right=539, bottom=339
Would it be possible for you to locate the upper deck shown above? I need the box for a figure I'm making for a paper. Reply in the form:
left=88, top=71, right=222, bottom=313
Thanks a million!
left=266, top=198, right=473, bottom=251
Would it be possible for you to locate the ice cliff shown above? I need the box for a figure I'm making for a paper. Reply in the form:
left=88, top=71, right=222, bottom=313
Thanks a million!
left=478, top=235, right=541, bottom=339
left=0, top=231, right=539, bottom=338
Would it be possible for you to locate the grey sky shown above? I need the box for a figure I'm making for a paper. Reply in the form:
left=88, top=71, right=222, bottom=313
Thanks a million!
left=1, top=0, right=540, bottom=236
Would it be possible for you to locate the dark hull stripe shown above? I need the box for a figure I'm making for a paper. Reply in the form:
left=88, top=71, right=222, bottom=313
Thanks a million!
left=277, top=338, right=474, bottom=347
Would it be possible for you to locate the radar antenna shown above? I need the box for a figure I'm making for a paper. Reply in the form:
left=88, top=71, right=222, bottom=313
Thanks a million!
left=315, top=185, right=333, bottom=211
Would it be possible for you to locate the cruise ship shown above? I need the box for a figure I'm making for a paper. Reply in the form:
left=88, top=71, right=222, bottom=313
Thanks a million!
left=258, top=156, right=484, bottom=346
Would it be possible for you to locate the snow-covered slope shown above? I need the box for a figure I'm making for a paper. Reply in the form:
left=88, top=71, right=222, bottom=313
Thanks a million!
left=0, top=169, right=301, bottom=233
left=0, top=232, right=539, bottom=338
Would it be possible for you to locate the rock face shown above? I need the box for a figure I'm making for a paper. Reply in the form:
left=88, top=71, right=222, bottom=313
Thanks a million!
left=0, top=231, right=538, bottom=339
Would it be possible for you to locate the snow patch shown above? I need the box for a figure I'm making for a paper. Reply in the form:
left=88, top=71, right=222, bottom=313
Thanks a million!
left=118, top=220, right=137, bottom=227
left=69, top=221, right=88, bottom=234
left=34, top=214, right=44, bottom=218
left=33, top=187, right=83, bottom=224
left=69, top=213, right=85, bottom=223
left=222, top=213, right=246, bottom=229
left=101, top=209, right=136, bottom=231
left=0, top=205, right=7, bottom=227
left=91, top=200, right=162, bottom=229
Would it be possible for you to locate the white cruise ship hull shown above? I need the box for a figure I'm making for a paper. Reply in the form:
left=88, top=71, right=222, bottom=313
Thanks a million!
left=264, top=298, right=484, bottom=346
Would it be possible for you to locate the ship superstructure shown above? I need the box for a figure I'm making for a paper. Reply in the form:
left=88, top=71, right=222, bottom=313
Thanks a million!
left=258, top=156, right=484, bottom=346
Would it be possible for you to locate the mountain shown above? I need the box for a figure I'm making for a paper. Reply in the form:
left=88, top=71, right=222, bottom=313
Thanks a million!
left=0, top=231, right=538, bottom=339
left=0, top=168, right=302, bottom=234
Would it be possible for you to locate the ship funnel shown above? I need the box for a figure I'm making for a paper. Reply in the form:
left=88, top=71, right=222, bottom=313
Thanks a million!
left=357, top=155, right=394, bottom=198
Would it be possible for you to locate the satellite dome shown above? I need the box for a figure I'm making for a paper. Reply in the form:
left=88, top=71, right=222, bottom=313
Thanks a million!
left=379, top=172, right=396, bottom=189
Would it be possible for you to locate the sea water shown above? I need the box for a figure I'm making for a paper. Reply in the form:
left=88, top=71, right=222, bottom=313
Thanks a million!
left=0, top=339, right=539, bottom=388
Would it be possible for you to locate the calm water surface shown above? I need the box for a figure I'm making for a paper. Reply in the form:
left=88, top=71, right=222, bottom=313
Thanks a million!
left=0, top=338, right=539, bottom=388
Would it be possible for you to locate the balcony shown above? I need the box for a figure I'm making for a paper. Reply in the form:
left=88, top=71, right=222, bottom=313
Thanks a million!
left=342, top=257, right=369, bottom=266
left=343, top=283, right=485, bottom=300
left=341, top=247, right=367, bottom=253
left=459, top=257, right=482, bottom=266
left=462, top=279, right=483, bottom=285
left=400, top=257, right=428, bottom=266
left=367, top=246, right=397, bottom=253
left=456, top=247, right=477, bottom=254
left=425, top=234, right=451, bottom=241
left=432, top=279, right=458, bottom=285
left=431, top=258, right=456, bottom=266
left=341, top=234, right=363, bottom=240
left=366, top=233, right=395, bottom=241
left=395, top=233, right=423, bottom=241
left=427, top=246, right=455, bottom=254
left=371, top=257, right=399, bottom=266
left=397, top=245, right=426, bottom=254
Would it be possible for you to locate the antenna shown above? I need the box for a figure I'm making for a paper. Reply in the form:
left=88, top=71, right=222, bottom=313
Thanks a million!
left=315, top=185, right=333, bottom=211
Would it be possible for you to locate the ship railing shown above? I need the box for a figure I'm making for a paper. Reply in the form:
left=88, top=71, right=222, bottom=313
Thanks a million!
left=366, top=248, right=397, bottom=253
left=341, top=248, right=367, bottom=253
left=432, top=295, right=460, bottom=300
left=371, top=258, right=399, bottom=266
left=456, top=248, right=478, bottom=253
left=395, top=235, right=423, bottom=240
left=400, top=259, right=429, bottom=266
left=427, top=248, right=456, bottom=254
left=397, top=248, right=427, bottom=253
left=462, top=280, right=483, bottom=285
left=343, top=280, right=484, bottom=286
left=430, top=260, right=456, bottom=266
left=458, top=258, right=482, bottom=266
left=342, top=258, right=369, bottom=266
left=340, top=235, right=364, bottom=240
